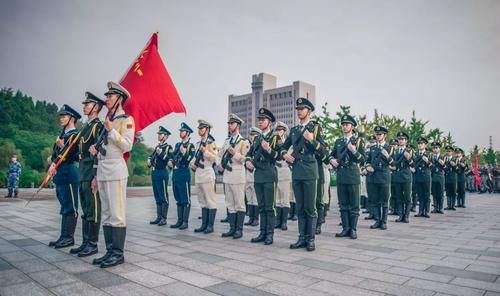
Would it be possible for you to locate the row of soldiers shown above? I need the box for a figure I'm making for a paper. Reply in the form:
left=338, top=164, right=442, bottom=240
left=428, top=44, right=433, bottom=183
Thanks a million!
left=46, top=81, right=133, bottom=269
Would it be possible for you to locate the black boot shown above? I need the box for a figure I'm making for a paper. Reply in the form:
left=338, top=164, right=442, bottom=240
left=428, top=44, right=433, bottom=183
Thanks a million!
left=221, top=213, right=236, bottom=237
left=462, top=195, right=466, bottom=208
left=306, top=217, right=317, bottom=251
left=204, top=209, right=216, bottom=234
left=361, top=196, right=367, bottom=209
left=158, top=203, right=168, bottom=226
left=424, top=200, right=431, bottom=218
left=233, top=211, right=245, bottom=239
left=364, top=212, right=374, bottom=220
left=14, top=191, right=18, bottom=198
left=264, top=213, right=275, bottom=245
left=244, top=206, right=254, bottom=226
left=380, top=207, right=388, bottom=230
left=251, top=206, right=259, bottom=226
left=370, top=207, right=381, bottom=229
left=315, top=208, right=324, bottom=235
left=290, top=217, right=307, bottom=249
left=170, top=205, right=183, bottom=228
left=55, top=215, right=77, bottom=248
left=251, top=212, right=266, bottom=243
left=336, top=211, right=351, bottom=237
left=403, top=204, right=410, bottom=223
left=275, top=207, right=282, bottom=229
left=49, top=216, right=64, bottom=247
left=350, top=215, right=358, bottom=239
left=92, top=225, right=112, bottom=265
left=5, top=192, right=12, bottom=198
left=150, top=204, right=161, bottom=224
left=194, top=208, right=208, bottom=233
left=281, top=207, right=289, bottom=231
left=70, top=220, right=88, bottom=254
left=451, top=196, right=457, bottom=210
left=101, top=227, right=126, bottom=268
left=179, top=205, right=190, bottom=230
left=288, top=202, right=297, bottom=221
left=79, top=221, right=99, bottom=257
left=395, top=204, right=404, bottom=222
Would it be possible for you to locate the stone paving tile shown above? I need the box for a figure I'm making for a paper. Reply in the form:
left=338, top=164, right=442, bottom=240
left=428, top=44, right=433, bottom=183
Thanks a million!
left=8, top=238, right=43, bottom=247
left=167, top=269, right=225, bottom=288
left=344, top=267, right=411, bottom=284
left=0, top=258, right=13, bottom=271
left=466, top=263, right=500, bottom=275
left=335, top=258, right=391, bottom=271
left=347, top=243, right=398, bottom=253
left=120, top=269, right=176, bottom=288
left=309, top=280, right=385, bottom=296
left=182, top=251, right=229, bottom=263
left=50, top=281, right=109, bottom=296
left=256, top=281, right=331, bottom=296
left=385, top=266, right=455, bottom=283
left=0, top=281, right=54, bottom=296
left=450, top=277, right=500, bottom=293
left=103, top=282, right=165, bottom=296
left=10, top=257, right=56, bottom=273
left=259, top=269, right=320, bottom=287
left=29, top=269, right=78, bottom=288
left=53, top=258, right=99, bottom=273
left=0, top=269, right=31, bottom=286
left=75, top=269, right=130, bottom=288
left=134, top=259, right=184, bottom=274
left=427, top=265, right=498, bottom=282
left=295, top=258, right=352, bottom=273
left=357, top=279, right=435, bottom=296
left=0, top=249, right=38, bottom=263
left=254, top=258, right=311, bottom=273
left=404, top=278, right=485, bottom=296
left=207, top=281, right=276, bottom=296
left=302, top=268, right=365, bottom=286
left=215, top=259, right=269, bottom=273
left=154, top=281, right=220, bottom=296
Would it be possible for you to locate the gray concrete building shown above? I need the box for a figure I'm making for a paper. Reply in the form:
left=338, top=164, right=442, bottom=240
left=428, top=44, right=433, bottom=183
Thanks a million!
left=228, top=73, right=316, bottom=137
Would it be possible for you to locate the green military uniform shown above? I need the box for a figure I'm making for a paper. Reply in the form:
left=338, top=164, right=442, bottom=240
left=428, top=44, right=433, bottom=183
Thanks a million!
left=443, top=145, right=457, bottom=211
left=431, top=142, right=445, bottom=214
left=314, top=127, right=330, bottom=235
left=366, top=126, right=394, bottom=230
left=363, top=136, right=376, bottom=220
left=280, top=98, right=327, bottom=251
left=246, top=108, right=279, bottom=245
left=389, top=139, right=399, bottom=216
left=455, top=148, right=468, bottom=207
left=392, top=132, right=413, bottom=224
left=413, top=137, right=432, bottom=218
left=329, top=115, right=365, bottom=239
left=70, top=92, right=104, bottom=257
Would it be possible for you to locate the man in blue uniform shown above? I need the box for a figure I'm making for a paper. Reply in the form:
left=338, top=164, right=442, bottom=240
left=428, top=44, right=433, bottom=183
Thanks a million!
left=149, top=126, right=173, bottom=226
left=169, top=123, right=196, bottom=230
left=48, top=104, right=81, bottom=248
left=5, top=155, right=21, bottom=198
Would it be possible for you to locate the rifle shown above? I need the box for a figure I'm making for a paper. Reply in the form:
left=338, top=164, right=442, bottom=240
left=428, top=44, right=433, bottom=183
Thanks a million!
left=246, top=130, right=276, bottom=172
left=26, top=130, right=82, bottom=207
left=220, top=142, right=236, bottom=173
left=192, top=139, right=207, bottom=172
left=287, top=122, right=315, bottom=166
left=148, top=143, right=162, bottom=168
left=336, top=136, right=359, bottom=167
left=173, top=142, right=189, bottom=167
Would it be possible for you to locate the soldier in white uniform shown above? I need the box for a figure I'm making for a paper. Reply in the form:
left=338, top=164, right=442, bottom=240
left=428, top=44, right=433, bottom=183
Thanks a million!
left=218, top=114, right=250, bottom=239
left=90, top=81, right=134, bottom=269
left=244, top=127, right=261, bottom=227
left=190, top=120, right=218, bottom=234
left=274, top=122, right=292, bottom=231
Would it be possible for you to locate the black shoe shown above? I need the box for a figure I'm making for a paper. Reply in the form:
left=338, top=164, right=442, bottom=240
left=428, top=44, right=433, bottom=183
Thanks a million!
left=78, top=242, right=98, bottom=257
left=251, top=232, right=266, bottom=243
left=100, top=227, right=126, bottom=268
left=5, top=192, right=12, bottom=198
left=158, top=203, right=168, bottom=226
left=79, top=221, right=99, bottom=257
left=290, top=217, right=307, bottom=248
left=92, top=225, right=112, bottom=265
left=204, top=208, right=216, bottom=234
left=281, top=207, right=289, bottom=231
left=275, top=208, right=282, bottom=229
left=289, top=237, right=307, bottom=249
left=379, top=207, right=388, bottom=230
left=264, top=233, right=273, bottom=245
left=14, top=191, right=18, bottom=198
left=233, top=211, right=245, bottom=239
left=244, top=205, right=254, bottom=226
left=306, top=238, right=315, bottom=251
left=336, top=211, right=351, bottom=237
left=349, top=215, right=358, bottom=239
left=170, top=206, right=183, bottom=228
left=370, top=207, right=381, bottom=229
left=251, top=211, right=259, bottom=227
left=194, top=208, right=208, bottom=233
left=221, top=213, right=236, bottom=237
left=150, top=205, right=161, bottom=224
left=288, top=203, right=297, bottom=221
left=54, top=215, right=77, bottom=248
left=364, top=214, right=374, bottom=220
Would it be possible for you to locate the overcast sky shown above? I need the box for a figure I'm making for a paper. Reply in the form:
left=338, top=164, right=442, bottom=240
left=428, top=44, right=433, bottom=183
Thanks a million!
left=1, top=0, right=499, bottom=150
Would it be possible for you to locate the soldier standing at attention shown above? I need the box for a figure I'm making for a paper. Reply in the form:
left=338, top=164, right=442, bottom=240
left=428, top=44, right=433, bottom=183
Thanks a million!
left=169, top=123, right=195, bottom=230
left=366, top=126, right=393, bottom=230
left=191, top=120, right=218, bottom=234
left=444, top=145, right=458, bottom=211
left=148, top=126, right=173, bottom=226
left=218, top=114, right=250, bottom=239
left=48, top=105, right=81, bottom=249
left=90, top=81, right=134, bottom=268
left=455, top=148, right=468, bottom=208
left=5, top=155, right=21, bottom=198
left=246, top=108, right=279, bottom=245
left=413, top=137, right=432, bottom=218
left=314, top=126, right=330, bottom=235
left=70, top=92, right=104, bottom=257
left=363, top=135, right=377, bottom=220
left=389, top=139, right=399, bottom=216
left=392, top=132, right=413, bottom=223
left=280, top=98, right=327, bottom=251
left=329, top=115, right=364, bottom=239
left=244, top=127, right=261, bottom=227
left=274, top=121, right=292, bottom=231
left=430, top=142, right=445, bottom=214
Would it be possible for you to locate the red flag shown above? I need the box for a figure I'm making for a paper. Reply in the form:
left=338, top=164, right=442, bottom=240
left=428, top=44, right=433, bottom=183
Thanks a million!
left=121, top=32, right=186, bottom=133
left=473, top=147, right=480, bottom=186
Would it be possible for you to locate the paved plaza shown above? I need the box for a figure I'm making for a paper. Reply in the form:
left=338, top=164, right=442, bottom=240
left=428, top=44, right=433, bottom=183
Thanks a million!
left=0, top=188, right=499, bottom=296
